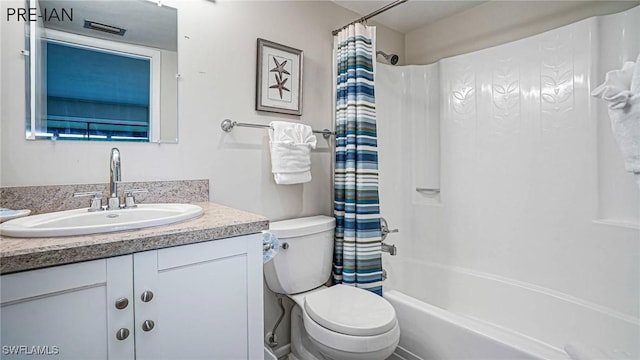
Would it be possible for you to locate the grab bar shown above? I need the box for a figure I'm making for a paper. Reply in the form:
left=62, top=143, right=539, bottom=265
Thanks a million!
left=416, top=187, right=440, bottom=194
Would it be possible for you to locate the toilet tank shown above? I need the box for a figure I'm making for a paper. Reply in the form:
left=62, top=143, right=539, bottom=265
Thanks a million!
left=264, top=216, right=336, bottom=294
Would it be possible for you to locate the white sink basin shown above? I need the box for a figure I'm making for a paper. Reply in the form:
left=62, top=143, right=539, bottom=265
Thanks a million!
left=0, top=204, right=203, bottom=238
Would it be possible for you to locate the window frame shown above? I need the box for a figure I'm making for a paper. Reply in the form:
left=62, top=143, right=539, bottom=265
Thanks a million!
left=31, top=28, right=162, bottom=142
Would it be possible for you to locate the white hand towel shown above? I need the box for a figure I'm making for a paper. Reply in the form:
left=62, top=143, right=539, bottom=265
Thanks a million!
left=592, top=54, right=640, bottom=189
left=268, top=121, right=317, bottom=185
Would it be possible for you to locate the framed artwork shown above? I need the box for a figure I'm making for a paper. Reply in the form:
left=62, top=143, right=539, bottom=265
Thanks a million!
left=256, top=38, right=303, bottom=116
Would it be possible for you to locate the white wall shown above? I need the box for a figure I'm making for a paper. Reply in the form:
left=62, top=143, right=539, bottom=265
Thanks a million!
left=378, top=6, right=640, bottom=356
left=160, top=49, right=178, bottom=142
left=0, top=0, right=404, bottom=221
left=405, top=0, right=640, bottom=65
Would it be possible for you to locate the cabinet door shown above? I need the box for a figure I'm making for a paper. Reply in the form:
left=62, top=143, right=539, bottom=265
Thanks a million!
left=133, top=234, right=263, bottom=360
left=0, top=255, right=134, bottom=360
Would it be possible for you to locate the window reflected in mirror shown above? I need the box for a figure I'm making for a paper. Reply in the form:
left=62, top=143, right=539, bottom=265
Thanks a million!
left=25, top=0, right=178, bottom=143
left=46, top=40, right=151, bottom=141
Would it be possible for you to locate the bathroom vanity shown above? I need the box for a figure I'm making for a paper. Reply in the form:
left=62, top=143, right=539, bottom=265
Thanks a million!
left=0, top=202, right=268, bottom=360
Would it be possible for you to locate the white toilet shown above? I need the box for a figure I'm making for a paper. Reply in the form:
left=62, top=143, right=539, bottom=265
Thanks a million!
left=264, top=216, right=400, bottom=360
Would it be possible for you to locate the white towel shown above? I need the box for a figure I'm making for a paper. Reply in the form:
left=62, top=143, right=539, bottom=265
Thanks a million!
left=268, top=121, right=317, bottom=185
left=592, top=53, right=640, bottom=189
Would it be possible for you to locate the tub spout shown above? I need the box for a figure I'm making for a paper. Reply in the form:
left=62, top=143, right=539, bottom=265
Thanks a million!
left=382, top=242, right=397, bottom=256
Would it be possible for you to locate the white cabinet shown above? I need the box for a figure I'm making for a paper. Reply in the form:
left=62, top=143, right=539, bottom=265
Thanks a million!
left=0, top=257, right=124, bottom=360
left=0, top=234, right=263, bottom=360
left=134, top=235, right=264, bottom=360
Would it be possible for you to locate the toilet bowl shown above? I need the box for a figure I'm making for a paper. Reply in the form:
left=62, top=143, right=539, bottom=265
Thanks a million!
left=294, top=285, right=399, bottom=360
left=265, top=216, right=400, bottom=360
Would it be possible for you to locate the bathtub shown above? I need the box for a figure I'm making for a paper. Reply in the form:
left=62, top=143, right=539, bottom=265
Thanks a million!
left=384, top=290, right=566, bottom=360
left=382, top=259, right=639, bottom=360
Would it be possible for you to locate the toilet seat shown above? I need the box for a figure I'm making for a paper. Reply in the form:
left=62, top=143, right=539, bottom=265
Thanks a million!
left=295, top=285, right=400, bottom=354
left=302, top=307, right=400, bottom=353
left=304, top=285, right=397, bottom=336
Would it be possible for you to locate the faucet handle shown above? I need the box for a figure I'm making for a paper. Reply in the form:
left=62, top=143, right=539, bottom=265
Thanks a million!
left=123, top=189, right=148, bottom=208
left=380, top=217, right=399, bottom=240
left=73, top=191, right=104, bottom=212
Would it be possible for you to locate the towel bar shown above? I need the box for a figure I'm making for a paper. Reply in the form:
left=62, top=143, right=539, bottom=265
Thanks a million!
left=221, top=119, right=334, bottom=139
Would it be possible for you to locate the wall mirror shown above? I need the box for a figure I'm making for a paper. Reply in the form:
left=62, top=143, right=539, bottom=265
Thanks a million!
left=25, top=0, right=178, bottom=143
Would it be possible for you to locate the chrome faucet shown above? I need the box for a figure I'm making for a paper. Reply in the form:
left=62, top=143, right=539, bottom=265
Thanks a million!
left=108, top=148, right=121, bottom=210
left=72, top=148, right=147, bottom=211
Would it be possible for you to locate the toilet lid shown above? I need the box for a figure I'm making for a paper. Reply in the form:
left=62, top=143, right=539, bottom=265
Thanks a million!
left=304, top=284, right=397, bottom=336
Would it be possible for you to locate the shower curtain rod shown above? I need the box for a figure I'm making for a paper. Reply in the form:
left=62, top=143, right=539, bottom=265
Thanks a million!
left=220, top=119, right=335, bottom=139
left=332, top=0, right=409, bottom=36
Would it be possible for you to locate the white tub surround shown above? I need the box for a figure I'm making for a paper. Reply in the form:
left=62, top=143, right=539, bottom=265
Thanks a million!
left=376, top=5, right=640, bottom=360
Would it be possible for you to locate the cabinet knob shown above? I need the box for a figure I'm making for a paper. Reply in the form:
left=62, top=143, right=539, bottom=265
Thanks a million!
left=115, top=297, right=129, bottom=310
left=115, top=328, right=130, bottom=341
left=140, top=290, right=154, bottom=302
left=141, top=319, right=155, bottom=332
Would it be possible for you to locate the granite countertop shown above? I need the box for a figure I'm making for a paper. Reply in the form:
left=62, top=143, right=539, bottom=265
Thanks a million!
left=0, top=202, right=269, bottom=274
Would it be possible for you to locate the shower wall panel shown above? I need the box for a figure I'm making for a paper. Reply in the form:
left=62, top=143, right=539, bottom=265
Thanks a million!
left=377, top=6, right=640, bottom=356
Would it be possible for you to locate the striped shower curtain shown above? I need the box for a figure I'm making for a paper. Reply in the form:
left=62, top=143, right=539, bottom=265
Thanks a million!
left=332, top=23, right=383, bottom=296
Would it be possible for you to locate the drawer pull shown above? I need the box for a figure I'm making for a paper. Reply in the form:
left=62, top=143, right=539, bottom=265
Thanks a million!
left=115, top=297, right=129, bottom=310
left=142, top=319, right=155, bottom=332
left=116, top=328, right=130, bottom=341
left=140, top=290, right=154, bottom=303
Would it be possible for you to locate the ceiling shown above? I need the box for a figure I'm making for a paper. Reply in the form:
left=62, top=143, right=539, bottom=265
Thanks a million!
left=39, top=0, right=177, bottom=51
left=333, top=0, right=485, bottom=34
